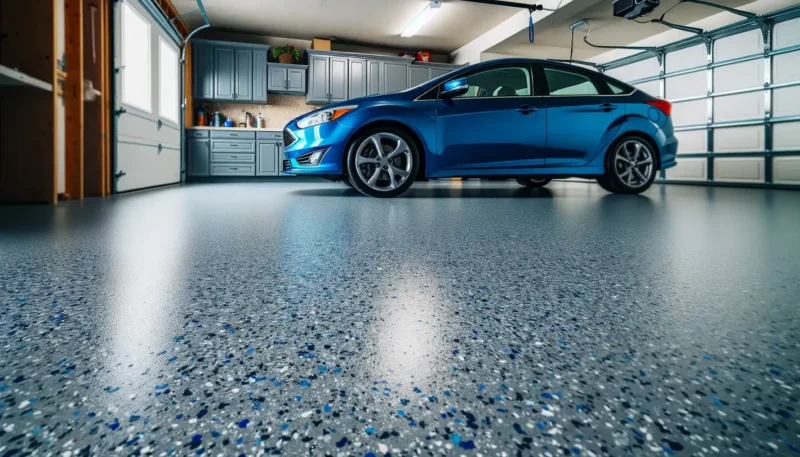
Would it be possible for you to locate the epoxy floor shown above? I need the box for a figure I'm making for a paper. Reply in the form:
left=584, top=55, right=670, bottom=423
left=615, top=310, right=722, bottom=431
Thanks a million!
left=1, top=180, right=799, bottom=457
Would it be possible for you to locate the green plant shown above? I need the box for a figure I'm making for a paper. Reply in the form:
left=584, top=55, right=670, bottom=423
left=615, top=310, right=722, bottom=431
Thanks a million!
left=273, top=45, right=301, bottom=62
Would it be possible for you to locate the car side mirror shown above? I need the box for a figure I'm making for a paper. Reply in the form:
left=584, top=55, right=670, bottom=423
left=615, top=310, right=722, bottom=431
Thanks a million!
left=441, top=78, right=468, bottom=98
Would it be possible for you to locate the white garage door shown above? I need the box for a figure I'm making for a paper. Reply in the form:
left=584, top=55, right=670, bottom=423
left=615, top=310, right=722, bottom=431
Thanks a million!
left=113, top=0, right=181, bottom=193
left=598, top=8, right=800, bottom=188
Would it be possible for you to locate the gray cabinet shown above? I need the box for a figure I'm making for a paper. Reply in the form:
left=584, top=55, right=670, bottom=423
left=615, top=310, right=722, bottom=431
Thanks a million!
left=235, top=48, right=253, bottom=101
left=257, top=142, right=279, bottom=176
left=307, top=54, right=330, bottom=104
left=252, top=49, right=268, bottom=103
left=329, top=57, right=349, bottom=103
left=408, top=66, right=431, bottom=88
left=383, top=62, right=410, bottom=94
left=192, top=40, right=270, bottom=102
left=187, top=139, right=210, bottom=176
left=367, top=60, right=381, bottom=96
left=348, top=58, right=367, bottom=100
left=431, top=67, right=452, bottom=79
left=268, top=63, right=307, bottom=94
left=214, top=46, right=236, bottom=100
left=193, top=43, right=214, bottom=99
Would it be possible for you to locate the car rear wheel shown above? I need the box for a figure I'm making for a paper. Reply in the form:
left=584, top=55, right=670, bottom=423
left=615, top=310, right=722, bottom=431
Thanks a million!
left=346, top=128, right=419, bottom=198
left=602, top=136, right=656, bottom=194
left=515, top=177, right=552, bottom=188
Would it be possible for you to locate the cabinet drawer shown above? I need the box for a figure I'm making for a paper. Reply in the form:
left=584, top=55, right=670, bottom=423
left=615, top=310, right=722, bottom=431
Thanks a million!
left=211, top=153, right=255, bottom=163
left=210, top=140, right=256, bottom=153
left=210, top=130, right=256, bottom=140
left=210, top=163, right=255, bottom=176
left=257, top=131, right=282, bottom=140
left=186, top=129, right=210, bottom=138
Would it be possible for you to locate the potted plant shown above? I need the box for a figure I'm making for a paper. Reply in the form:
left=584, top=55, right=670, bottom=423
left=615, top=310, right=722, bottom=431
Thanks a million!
left=273, top=45, right=301, bottom=64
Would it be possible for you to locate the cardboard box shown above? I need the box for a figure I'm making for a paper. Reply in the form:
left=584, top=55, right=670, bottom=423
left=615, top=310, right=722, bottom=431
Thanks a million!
left=312, top=38, right=331, bottom=51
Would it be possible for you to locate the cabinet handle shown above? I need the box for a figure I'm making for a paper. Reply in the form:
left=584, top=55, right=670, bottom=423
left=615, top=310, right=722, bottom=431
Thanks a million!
left=230, top=155, right=238, bottom=158
left=229, top=133, right=238, bottom=136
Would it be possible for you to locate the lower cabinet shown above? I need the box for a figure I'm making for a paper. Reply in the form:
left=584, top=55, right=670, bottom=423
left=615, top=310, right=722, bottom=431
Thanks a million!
left=257, top=141, right=280, bottom=176
left=210, top=164, right=256, bottom=176
left=187, top=139, right=210, bottom=176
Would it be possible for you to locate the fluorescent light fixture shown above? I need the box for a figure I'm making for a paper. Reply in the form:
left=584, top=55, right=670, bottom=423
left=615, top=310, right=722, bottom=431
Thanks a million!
left=401, top=0, right=441, bottom=38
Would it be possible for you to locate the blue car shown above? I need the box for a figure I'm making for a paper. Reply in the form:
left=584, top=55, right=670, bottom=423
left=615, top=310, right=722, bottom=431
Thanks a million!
left=282, top=58, right=678, bottom=198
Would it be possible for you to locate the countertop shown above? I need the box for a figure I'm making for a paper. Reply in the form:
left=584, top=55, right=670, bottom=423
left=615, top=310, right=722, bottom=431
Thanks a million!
left=187, top=126, right=281, bottom=132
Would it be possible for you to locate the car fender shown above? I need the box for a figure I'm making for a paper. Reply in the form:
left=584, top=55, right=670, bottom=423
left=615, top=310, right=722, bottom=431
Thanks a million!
left=336, top=103, right=437, bottom=159
left=586, top=113, right=663, bottom=168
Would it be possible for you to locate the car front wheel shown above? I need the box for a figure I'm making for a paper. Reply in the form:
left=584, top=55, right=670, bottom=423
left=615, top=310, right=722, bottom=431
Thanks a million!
left=346, top=128, right=419, bottom=198
left=515, top=177, right=552, bottom=188
left=600, top=136, right=657, bottom=194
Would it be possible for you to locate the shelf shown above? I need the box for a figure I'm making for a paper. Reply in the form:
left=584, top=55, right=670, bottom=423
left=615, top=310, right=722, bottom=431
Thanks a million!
left=0, top=64, right=53, bottom=92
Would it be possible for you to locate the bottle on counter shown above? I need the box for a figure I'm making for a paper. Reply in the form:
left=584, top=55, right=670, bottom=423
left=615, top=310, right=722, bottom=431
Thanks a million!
left=197, top=107, right=206, bottom=126
left=257, top=113, right=264, bottom=129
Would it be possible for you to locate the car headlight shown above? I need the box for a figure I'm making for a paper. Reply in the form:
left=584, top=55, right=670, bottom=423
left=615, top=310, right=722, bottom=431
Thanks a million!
left=296, top=105, right=358, bottom=129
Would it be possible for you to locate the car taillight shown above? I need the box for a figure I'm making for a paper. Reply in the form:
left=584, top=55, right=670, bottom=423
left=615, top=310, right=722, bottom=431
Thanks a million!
left=646, top=99, right=672, bottom=116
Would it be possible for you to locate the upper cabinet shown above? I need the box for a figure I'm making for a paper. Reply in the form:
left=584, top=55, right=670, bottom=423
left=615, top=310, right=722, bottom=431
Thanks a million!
left=268, top=63, right=308, bottom=95
left=304, top=51, right=460, bottom=104
left=192, top=40, right=270, bottom=103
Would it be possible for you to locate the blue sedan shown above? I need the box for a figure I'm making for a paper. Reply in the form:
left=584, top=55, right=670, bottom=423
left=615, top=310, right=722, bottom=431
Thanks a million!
left=282, top=58, right=678, bottom=198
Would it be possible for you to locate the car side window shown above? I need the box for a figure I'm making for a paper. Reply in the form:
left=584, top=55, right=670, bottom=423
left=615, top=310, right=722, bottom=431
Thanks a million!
left=544, top=67, right=600, bottom=96
left=453, top=66, right=532, bottom=98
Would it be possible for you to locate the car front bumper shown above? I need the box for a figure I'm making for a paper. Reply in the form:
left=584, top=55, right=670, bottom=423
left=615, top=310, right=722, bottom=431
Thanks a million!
left=282, top=120, right=354, bottom=175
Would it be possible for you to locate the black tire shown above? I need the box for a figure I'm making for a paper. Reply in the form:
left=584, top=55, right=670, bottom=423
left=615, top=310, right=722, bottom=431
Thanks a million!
left=602, top=135, right=657, bottom=194
left=515, top=177, right=552, bottom=188
left=346, top=127, right=419, bottom=198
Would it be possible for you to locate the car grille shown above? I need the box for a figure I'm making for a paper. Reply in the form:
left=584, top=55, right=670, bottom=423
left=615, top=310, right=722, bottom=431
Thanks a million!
left=296, top=153, right=312, bottom=165
left=283, top=129, right=296, bottom=147
left=283, top=160, right=292, bottom=170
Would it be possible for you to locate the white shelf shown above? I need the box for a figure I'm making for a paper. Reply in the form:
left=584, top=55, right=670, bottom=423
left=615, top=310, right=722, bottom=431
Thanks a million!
left=0, top=64, right=53, bottom=92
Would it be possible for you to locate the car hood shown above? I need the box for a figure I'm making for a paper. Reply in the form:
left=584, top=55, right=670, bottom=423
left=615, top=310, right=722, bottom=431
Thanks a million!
left=288, top=89, right=426, bottom=127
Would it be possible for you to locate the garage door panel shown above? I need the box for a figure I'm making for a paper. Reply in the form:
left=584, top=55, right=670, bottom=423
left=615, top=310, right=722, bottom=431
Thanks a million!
left=773, top=122, right=800, bottom=151
left=714, top=126, right=764, bottom=152
left=666, top=158, right=707, bottom=181
left=714, top=59, right=763, bottom=92
left=605, top=58, right=659, bottom=83
left=714, top=92, right=763, bottom=122
left=675, top=130, right=707, bottom=154
left=666, top=44, right=707, bottom=73
left=773, top=86, right=800, bottom=117
left=714, top=157, right=764, bottom=183
left=714, top=29, right=762, bottom=62
left=115, top=142, right=180, bottom=192
left=672, top=99, right=707, bottom=126
left=773, top=156, right=800, bottom=184
left=666, top=71, right=706, bottom=100
left=773, top=17, right=800, bottom=50
left=633, top=80, right=660, bottom=97
left=773, top=51, right=800, bottom=84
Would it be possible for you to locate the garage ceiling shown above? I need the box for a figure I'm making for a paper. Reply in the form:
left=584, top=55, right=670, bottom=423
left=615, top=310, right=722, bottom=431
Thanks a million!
left=486, top=0, right=790, bottom=60
left=173, top=0, right=524, bottom=53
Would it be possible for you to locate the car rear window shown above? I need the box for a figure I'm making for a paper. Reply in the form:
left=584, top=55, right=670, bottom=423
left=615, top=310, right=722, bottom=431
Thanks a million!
left=605, top=77, right=635, bottom=95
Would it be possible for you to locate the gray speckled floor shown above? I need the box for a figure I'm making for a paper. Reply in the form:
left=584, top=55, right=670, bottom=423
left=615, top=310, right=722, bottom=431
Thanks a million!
left=1, top=180, right=799, bottom=457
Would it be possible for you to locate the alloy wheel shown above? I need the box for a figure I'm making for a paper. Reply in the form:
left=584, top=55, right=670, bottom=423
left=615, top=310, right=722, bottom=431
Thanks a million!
left=354, top=133, right=414, bottom=192
left=614, top=140, right=654, bottom=189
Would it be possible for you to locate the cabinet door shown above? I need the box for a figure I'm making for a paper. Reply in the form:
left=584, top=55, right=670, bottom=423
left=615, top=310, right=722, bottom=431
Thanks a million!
left=307, top=55, right=330, bottom=103
left=193, top=43, right=214, bottom=99
left=187, top=140, right=210, bottom=176
left=257, top=142, right=278, bottom=176
left=408, top=66, right=431, bottom=88
left=235, top=48, right=253, bottom=101
left=367, top=60, right=381, bottom=95
left=348, top=58, right=367, bottom=100
left=268, top=66, right=288, bottom=92
left=329, top=57, right=349, bottom=103
left=383, top=62, right=409, bottom=94
left=252, top=49, right=267, bottom=103
left=214, top=46, right=235, bottom=100
left=431, top=67, right=453, bottom=79
left=287, top=68, right=306, bottom=93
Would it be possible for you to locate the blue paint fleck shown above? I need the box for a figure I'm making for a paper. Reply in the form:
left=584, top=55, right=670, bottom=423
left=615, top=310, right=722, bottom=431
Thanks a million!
left=709, top=394, right=723, bottom=407
left=298, top=380, right=311, bottom=388
left=246, top=348, right=254, bottom=354
left=192, top=434, right=202, bottom=442
left=129, top=415, right=141, bottom=422
left=155, top=384, right=168, bottom=390
left=365, top=427, right=375, bottom=434
left=397, top=410, right=406, bottom=417
left=238, top=419, right=250, bottom=428
left=324, top=404, right=332, bottom=414
left=318, top=365, right=327, bottom=373
left=451, top=434, right=461, bottom=445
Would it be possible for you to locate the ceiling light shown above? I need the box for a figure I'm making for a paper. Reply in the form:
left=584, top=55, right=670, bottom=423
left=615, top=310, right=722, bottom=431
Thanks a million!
left=401, top=1, right=441, bottom=38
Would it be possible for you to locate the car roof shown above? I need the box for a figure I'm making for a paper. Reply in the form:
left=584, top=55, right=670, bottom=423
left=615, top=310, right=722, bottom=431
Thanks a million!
left=462, top=58, right=595, bottom=71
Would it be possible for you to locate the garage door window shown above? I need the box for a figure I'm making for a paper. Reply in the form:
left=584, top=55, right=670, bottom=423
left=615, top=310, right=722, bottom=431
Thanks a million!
left=545, top=68, right=599, bottom=96
left=455, top=66, right=531, bottom=98
left=158, top=38, right=179, bottom=124
left=121, top=2, right=151, bottom=113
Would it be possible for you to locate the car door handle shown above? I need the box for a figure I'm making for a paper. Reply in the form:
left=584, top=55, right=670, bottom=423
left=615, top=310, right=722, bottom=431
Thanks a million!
left=600, top=103, right=619, bottom=112
left=515, top=105, right=539, bottom=115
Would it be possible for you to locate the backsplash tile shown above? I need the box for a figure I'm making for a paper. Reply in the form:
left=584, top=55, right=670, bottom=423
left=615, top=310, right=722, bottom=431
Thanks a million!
left=195, top=95, right=314, bottom=130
